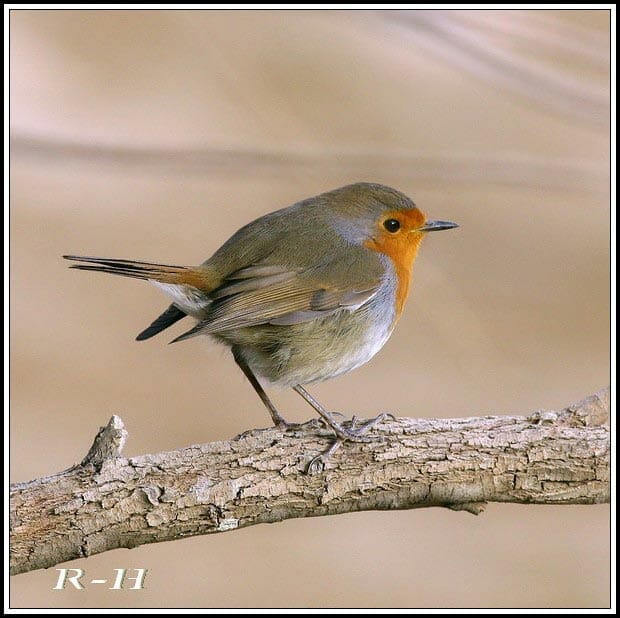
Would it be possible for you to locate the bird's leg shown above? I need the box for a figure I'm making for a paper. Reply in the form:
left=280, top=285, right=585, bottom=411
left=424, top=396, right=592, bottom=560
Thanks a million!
left=292, top=385, right=393, bottom=443
left=232, top=347, right=291, bottom=428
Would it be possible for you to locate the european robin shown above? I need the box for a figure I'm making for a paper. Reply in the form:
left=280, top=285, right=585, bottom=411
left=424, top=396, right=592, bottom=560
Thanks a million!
left=64, top=182, right=457, bottom=446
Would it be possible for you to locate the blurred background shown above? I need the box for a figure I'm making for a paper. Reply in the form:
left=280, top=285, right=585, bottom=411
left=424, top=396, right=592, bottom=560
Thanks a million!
left=9, top=9, right=610, bottom=609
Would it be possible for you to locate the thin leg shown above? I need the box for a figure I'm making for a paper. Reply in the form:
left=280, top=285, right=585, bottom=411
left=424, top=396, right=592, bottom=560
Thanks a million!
left=293, top=384, right=393, bottom=443
left=232, top=347, right=289, bottom=428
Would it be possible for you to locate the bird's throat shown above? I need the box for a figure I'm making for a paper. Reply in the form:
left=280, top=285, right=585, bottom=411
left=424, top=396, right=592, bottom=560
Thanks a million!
left=364, top=234, right=424, bottom=321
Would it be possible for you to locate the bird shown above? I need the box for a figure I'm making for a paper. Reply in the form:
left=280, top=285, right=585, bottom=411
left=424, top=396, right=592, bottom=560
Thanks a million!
left=64, top=182, right=457, bottom=446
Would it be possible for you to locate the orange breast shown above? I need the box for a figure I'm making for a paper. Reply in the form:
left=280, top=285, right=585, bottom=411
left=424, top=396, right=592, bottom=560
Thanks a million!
left=364, top=210, right=425, bottom=321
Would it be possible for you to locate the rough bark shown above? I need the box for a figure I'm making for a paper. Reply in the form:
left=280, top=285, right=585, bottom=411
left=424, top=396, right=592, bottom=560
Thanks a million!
left=10, top=388, right=610, bottom=576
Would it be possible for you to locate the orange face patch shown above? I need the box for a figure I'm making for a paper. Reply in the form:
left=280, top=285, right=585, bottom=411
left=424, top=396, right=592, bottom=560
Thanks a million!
left=364, top=208, right=427, bottom=321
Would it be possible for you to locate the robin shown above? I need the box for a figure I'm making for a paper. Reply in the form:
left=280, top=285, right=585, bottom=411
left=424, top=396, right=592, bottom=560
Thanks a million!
left=64, top=182, right=457, bottom=450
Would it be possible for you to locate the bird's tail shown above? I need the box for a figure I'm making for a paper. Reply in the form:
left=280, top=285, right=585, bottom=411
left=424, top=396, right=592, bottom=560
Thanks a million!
left=63, top=255, right=190, bottom=282
left=62, top=255, right=212, bottom=289
left=63, top=255, right=216, bottom=331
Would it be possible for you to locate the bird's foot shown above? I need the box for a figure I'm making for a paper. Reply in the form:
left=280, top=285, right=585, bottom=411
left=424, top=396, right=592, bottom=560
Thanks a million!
left=306, top=412, right=395, bottom=475
left=277, top=411, right=347, bottom=433
left=322, top=411, right=395, bottom=443
left=275, top=418, right=320, bottom=432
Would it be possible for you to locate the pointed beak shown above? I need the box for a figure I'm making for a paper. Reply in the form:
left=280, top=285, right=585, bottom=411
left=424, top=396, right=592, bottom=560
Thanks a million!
left=417, top=220, right=459, bottom=232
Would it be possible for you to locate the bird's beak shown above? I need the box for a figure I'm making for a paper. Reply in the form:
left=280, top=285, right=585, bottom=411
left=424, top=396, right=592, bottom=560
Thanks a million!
left=417, top=220, right=459, bottom=232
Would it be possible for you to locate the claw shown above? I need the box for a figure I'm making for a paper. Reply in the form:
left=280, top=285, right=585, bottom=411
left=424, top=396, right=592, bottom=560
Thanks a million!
left=276, top=420, right=305, bottom=431
left=306, top=455, right=325, bottom=475
left=306, top=439, right=344, bottom=475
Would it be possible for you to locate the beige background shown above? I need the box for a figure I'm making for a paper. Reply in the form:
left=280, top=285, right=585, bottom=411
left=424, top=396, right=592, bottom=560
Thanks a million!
left=10, top=9, right=610, bottom=609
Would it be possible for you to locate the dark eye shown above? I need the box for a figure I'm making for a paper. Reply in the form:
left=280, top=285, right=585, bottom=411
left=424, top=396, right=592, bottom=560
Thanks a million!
left=383, top=219, right=401, bottom=233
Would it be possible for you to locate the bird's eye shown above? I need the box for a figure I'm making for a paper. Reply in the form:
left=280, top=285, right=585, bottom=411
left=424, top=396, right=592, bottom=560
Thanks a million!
left=383, top=219, right=401, bottom=233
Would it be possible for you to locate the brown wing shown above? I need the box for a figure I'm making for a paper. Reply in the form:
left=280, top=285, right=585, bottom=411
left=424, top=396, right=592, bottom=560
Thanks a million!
left=170, top=263, right=380, bottom=342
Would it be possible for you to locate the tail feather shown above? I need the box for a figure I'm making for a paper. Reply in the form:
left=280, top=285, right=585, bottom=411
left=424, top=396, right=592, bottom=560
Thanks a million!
left=136, top=304, right=187, bottom=341
left=63, top=255, right=189, bottom=283
left=65, top=254, right=216, bottom=338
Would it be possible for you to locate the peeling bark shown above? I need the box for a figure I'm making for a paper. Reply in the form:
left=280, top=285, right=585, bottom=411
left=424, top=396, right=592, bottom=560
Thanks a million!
left=10, top=388, right=610, bottom=576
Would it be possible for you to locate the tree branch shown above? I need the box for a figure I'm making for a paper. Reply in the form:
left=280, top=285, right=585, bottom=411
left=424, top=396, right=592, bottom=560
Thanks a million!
left=10, top=388, right=609, bottom=576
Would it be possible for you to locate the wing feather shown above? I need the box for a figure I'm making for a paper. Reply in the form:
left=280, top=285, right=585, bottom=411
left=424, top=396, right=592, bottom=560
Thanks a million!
left=171, top=259, right=382, bottom=341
